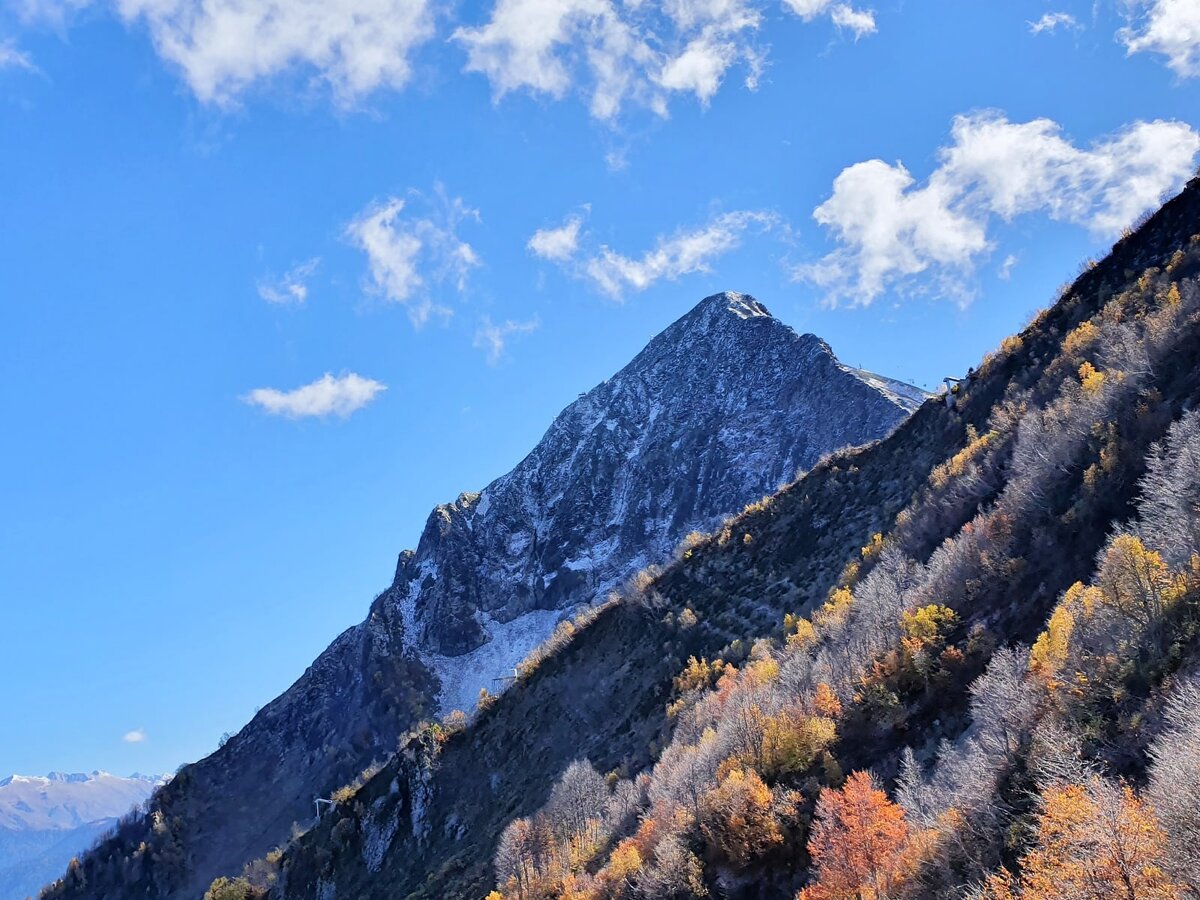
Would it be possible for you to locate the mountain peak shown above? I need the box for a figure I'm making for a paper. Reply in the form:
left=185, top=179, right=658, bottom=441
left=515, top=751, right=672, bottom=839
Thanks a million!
left=694, top=290, right=772, bottom=320
left=674, top=291, right=773, bottom=335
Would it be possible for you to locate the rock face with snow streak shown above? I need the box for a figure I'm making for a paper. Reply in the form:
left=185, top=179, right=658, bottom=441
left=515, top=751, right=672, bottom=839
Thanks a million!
left=388, top=291, right=924, bottom=710
left=43, top=291, right=924, bottom=899
left=0, top=772, right=161, bottom=900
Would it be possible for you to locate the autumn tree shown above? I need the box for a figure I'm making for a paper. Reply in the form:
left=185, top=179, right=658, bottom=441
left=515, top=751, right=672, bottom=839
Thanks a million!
left=203, top=877, right=267, bottom=900
left=697, top=767, right=784, bottom=868
left=598, top=839, right=643, bottom=896
left=1094, top=534, right=1179, bottom=639
left=800, top=770, right=913, bottom=900
left=983, top=776, right=1181, bottom=900
left=1029, top=594, right=1079, bottom=689
left=812, top=683, right=843, bottom=719
left=900, top=604, right=958, bottom=682
left=759, top=707, right=837, bottom=779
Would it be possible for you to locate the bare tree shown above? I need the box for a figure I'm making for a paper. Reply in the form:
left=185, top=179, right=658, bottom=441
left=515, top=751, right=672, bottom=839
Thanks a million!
left=543, top=759, right=609, bottom=844
left=1147, top=677, right=1200, bottom=894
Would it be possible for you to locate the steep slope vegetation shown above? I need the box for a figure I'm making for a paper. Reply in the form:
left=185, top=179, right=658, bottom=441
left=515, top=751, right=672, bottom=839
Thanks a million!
left=244, top=176, right=1200, bottom=900
left=37, top=295, right=920, bottom=900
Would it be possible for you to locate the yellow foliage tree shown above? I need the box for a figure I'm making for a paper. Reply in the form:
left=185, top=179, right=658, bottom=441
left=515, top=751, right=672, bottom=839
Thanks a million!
left=983, top=777, right=1182, bottom=900
left=1062, top=320, right=1100, bottom=356
left=1029, top=595, right=1078, bottom=689
left=900, top=605, right=958, bottom=653
left=900, top=605, right=958, bottom=679
left=1095, top=534, right=1181, bottom=631
left=1079, top=361, right=1106, bottom=394
left=760, top=709, right=837, bottom=778
left=786, top=616, right=818, bottom=650
left=814, top=589, right=854, bottom=630
left=698, top=767, right=784, bottom=868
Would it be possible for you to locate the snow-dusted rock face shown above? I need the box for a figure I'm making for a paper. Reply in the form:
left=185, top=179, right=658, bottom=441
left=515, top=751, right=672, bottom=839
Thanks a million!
left=0, top=772, right=161, bottom=900
left=381, top=291, right=923, bottom=708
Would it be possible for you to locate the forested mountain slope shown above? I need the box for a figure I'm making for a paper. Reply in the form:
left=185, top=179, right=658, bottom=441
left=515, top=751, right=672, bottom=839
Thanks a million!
left=35, top=296, right=921, bottom=900
left=225, top=176, right=1200, bottom=900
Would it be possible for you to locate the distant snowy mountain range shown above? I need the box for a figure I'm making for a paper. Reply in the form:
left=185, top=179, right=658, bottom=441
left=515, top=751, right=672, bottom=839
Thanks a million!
left=0, top=771, right=162, bottom=899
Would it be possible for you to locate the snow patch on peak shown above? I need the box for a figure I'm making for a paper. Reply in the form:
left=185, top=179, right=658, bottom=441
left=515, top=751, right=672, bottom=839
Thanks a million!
left=688, top=291, right=772, bottom=326
left=721, top=292, right=770, bottom=319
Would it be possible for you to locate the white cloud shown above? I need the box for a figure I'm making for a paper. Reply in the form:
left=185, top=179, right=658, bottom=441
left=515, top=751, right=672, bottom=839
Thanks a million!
left=123, top=729, right=147, bottom=743
left=1027, top=11, right=1079, bottom=34
left=19, top=0, right=870, bottom=114
left=257, top=257, right=320, bottom=305
left=242, top=372, right=386, bottom=419
left=998, top=253, right=1018, bottom=280
left=345, top=189, right=480, bottom=326
left=0, top=39, right=37, bottom=71
left=579, top=210, right=776, bottom=298
left=783, top=0, right=876, bottom=37
left=473, top=315, right=540, bottom=364
left=1119, top=0, right=1200, bottom=78
left=798, top=111, right=1200, bottom=306
left=781, top=0, right=834, bottom=18
left=21, top=0, right=435, bottom=104
left=829, top=4, right=876, bottom=38
left=528, top=215, right=584, bottom=262
left=456, top=0, right=868, bottom=121
left=659, top=34, right=738, bottom=101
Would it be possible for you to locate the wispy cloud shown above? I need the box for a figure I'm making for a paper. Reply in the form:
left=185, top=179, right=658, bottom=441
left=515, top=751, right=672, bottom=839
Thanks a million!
left=242, top=372, right=386, bottom=419
left=257, top=257, right=320, bottom=306
left=0, top=39, right=37, bottom=72
left=123, top=729, right=147, bottom=744
left=473, top=315, right=540, bottom=364
left=1027, top=11, right=1080, bottom=34
left=582, top=211, right=778, bottom=299
left=797, top=111, right=1200, bottom=306
left=532, top=209, right=777, bottom=299
left=1119, top=0, right=1200, bottom=78
left=345, top=188, right=480, bottom=326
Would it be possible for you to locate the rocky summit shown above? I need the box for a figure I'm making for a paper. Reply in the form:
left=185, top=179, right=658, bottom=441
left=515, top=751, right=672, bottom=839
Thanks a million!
left=388, top=291, right=925, bottom=712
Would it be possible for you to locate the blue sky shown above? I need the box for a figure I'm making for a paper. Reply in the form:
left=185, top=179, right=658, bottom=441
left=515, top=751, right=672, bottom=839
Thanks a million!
left=1, top=0, right=1197, bottom=778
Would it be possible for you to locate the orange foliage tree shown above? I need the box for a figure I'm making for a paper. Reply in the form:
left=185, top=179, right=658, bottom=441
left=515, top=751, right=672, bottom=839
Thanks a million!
left=799, top=770, right=914, bottom=900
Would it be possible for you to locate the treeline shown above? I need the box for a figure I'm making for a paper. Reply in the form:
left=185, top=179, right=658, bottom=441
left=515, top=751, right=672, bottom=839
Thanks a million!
left=487, top=242, right=1200, bottom=898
